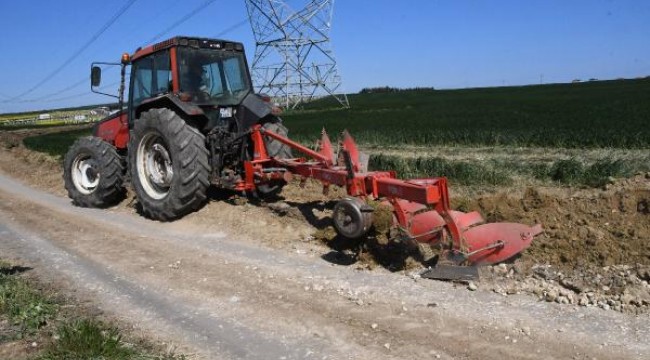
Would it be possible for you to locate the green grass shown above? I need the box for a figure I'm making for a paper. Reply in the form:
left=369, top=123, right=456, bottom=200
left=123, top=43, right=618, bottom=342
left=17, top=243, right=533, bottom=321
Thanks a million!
left=369, top=154, right=512, bottom=186
left=36, top=319, right=136, bottom=360
left=0, top=262, right=55, bottom=337
left=0, top=260, right=185, bottom=359
left=1, top=121, right=70, bottom=130
left=36, top=319, right=185, bottom=360
left=0, top=120, right=66, bottom=130
left=283, top=78, right=650, bottom=149
left=22, top=129, right=92, bottom=158
left=368, top=153, right=648, bottom=187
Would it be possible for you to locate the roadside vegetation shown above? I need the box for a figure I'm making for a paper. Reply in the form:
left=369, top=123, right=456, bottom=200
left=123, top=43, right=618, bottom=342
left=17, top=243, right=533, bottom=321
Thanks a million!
left=18, top=78, right=650, bottom=188
left=22, top=129, right=92, bottom=158
left=369, top=153, right=650, bottom=187
left=0, top=260, right=185, bottom=359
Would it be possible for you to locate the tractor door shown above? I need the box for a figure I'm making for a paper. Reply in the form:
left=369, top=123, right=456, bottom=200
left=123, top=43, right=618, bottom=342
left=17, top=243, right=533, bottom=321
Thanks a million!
left=128, top=50, right=172, bottom=127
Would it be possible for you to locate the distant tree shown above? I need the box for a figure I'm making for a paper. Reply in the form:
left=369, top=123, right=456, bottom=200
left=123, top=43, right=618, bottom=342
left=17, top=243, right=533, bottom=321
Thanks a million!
left=359, top=86, right=435, bottom=94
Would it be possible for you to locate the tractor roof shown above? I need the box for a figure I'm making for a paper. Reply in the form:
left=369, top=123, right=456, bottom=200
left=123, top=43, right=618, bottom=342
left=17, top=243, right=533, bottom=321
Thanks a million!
left=130, top=36, right=245, bottom=62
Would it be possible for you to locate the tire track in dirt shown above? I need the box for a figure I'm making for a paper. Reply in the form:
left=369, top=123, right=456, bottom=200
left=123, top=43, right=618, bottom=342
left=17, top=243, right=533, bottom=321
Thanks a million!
left=0, top=216, right=328, bottom=360
left=0, top=172, right=648, bottom=359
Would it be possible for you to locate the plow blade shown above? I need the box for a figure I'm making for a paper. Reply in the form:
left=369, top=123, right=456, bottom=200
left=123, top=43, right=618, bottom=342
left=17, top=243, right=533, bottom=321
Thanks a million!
left=463, top=223, right=542, bottom=265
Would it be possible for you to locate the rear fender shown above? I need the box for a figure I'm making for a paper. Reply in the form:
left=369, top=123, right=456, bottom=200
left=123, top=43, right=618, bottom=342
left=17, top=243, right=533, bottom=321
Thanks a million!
left=93, top=111, right=129, bottom=149
left=135, top=94, right=205, bottom=123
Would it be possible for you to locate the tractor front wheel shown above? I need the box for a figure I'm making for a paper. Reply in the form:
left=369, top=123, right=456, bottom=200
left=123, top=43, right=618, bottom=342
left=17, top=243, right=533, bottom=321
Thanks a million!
left=129, top=108, right=210, bottom=221
left=63, top=136, right=125, bottom=207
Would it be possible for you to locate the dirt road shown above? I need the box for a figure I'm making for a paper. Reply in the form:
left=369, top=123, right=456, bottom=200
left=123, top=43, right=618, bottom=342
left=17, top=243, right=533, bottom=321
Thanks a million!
left=0, top=170, right=648, bottom=359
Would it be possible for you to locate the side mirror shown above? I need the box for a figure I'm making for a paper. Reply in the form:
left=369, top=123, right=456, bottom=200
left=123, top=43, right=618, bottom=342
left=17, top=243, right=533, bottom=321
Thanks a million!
left=91, top=66, right=102, bottom=87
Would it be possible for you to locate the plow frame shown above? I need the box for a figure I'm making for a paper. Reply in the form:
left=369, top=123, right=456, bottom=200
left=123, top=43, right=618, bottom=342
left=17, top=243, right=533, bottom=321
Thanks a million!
left=242, top=125, right=465, bottom=246
left=233, top=124, right=542, bottom=266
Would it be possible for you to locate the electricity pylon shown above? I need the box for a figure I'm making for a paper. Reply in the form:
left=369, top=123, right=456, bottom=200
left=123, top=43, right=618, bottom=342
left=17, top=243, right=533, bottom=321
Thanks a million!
left=244, top=0, right=349, bottom=109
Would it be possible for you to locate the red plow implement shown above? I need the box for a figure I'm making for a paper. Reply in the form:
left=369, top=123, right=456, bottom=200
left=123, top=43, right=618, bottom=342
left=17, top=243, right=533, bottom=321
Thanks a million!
left=244, top=125, right=542, bottom=269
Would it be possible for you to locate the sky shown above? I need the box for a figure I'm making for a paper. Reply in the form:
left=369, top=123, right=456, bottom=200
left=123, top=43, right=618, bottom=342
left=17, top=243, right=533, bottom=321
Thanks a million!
left=0, top=0, right=648, bottom=113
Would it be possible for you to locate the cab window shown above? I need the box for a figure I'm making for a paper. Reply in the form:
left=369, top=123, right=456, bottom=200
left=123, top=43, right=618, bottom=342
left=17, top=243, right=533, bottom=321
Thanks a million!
left=129, top=50, right=171, bottom=119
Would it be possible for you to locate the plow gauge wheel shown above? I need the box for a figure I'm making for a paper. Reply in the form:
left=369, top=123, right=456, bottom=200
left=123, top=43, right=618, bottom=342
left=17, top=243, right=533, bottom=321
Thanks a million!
left=333, top=198, right=373, bottom=239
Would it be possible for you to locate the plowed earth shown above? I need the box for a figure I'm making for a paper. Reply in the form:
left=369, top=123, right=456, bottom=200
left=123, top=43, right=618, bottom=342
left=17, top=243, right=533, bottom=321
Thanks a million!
left=0, top=126, right=649, bottom=359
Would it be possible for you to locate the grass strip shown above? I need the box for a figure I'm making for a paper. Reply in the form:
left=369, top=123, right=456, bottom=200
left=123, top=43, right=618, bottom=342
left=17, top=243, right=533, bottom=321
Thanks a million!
left=369, top=154, right=647, bottom=188
left=0, top=261, right=185, bottom=359
left=0, top=261, right=55, bottom=337
left=22, top=129, right=92, bottom=158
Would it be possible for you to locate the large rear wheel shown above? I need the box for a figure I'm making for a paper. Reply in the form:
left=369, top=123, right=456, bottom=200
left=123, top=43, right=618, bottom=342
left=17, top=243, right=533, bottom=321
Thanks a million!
left=257, top=120, right=292, bottom=197
left=63, top=136, right=125, bottom=207
left=129, top=108, right=210, bottom=220
left=262, top=120, right=292, bottom=159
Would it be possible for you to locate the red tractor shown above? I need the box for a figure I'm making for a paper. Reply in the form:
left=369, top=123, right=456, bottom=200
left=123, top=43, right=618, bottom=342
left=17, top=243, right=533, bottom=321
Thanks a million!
left=64, top=37, right=291, bottom=220
left=64, top=36, right=541, bottom=270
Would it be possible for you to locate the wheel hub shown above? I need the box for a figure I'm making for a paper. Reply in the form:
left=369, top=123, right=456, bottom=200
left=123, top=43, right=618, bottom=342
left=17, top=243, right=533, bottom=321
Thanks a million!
left=146, top=143, right=173, bottom=187
left=137, top=133, right=173, bottom=200
left=332, top=198, right=373, bottom=239
left=72, top=156, right=100, bottom=195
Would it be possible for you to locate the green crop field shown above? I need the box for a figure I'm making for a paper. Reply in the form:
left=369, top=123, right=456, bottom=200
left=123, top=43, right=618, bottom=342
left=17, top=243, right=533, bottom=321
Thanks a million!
left=283, top=78, right=650, bottom=149
left=280, top=78, right=650, bottom=187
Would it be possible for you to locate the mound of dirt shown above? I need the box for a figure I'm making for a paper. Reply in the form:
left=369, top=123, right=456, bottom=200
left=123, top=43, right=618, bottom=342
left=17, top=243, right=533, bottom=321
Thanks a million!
left=465, top=175, right=650, bottom=270
left=457, top=175, right=650, bottom=314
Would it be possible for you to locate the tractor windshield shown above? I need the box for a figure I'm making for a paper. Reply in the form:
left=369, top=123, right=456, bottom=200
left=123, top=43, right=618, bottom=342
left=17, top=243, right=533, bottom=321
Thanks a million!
left=178, top=47, right=251, bottom=105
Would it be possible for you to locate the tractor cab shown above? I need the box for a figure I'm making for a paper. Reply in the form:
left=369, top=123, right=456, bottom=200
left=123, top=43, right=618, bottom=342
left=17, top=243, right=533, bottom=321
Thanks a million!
left=91, top=37, right=267, bottom=149
left=128, top=38, right=252, bottom=111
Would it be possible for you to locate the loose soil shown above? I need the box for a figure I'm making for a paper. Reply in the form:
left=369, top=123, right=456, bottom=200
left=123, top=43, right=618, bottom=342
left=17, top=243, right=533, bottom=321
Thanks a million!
left=1, top=125, right=649, bottom=316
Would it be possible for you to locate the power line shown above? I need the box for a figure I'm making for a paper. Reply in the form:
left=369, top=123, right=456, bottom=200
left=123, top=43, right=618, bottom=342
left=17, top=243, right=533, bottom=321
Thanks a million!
left=214, top=18, right=249, bottom=37
left=6, top=4, right=247, bottom=109
left=7, top=0, right=140, bottom=102
left=1, top=66, right=121, bottom=104
left=18, top=77, right=87, bottom=103
left=14, top=65, right=124, bottom=103
left=11, top=0, right=221, bottom=104
left=15, top=80, right=122, bottom=104
left=147, top=0, right=219, bottom=44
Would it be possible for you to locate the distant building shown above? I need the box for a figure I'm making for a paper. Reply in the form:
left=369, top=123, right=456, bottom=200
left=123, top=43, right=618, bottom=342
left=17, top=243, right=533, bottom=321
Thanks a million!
left=90, top=107, right=110, bottom=116
left=38, top=113, right=51, bottom=120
